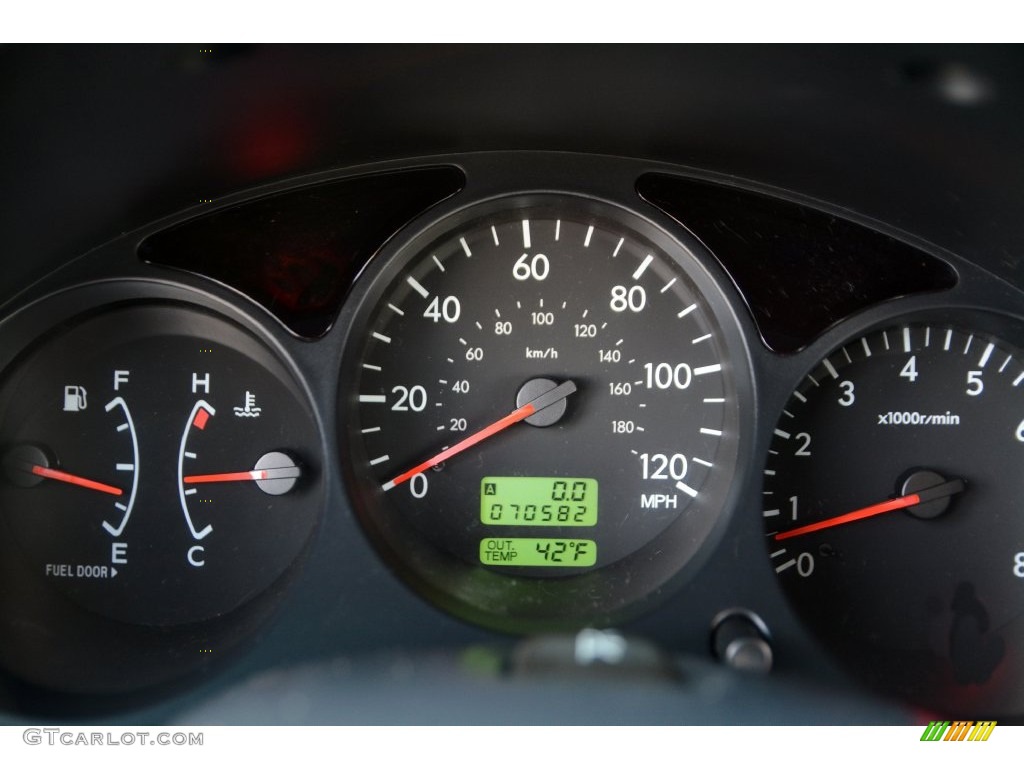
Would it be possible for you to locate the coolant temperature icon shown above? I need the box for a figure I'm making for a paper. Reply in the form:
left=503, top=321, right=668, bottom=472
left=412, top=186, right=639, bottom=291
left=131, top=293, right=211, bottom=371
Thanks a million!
left=233, top=390, right=261, bottom=417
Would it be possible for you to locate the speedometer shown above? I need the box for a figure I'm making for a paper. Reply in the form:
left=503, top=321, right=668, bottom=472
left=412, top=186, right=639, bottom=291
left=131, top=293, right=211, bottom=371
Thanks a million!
left=338, top=194, right=748, bottom=630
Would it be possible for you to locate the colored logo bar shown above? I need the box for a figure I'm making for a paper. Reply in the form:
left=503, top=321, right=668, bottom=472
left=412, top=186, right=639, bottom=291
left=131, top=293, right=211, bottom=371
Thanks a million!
left=920, top=721, right=997, bottom=742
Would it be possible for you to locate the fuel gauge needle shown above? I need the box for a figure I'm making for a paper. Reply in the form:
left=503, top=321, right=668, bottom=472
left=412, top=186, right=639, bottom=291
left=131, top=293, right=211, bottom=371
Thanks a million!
left=383, top=379, right=577, bottom=491
left=774, top=477, right=965, bottom=541
left=26, top=464, right=123, bottom=496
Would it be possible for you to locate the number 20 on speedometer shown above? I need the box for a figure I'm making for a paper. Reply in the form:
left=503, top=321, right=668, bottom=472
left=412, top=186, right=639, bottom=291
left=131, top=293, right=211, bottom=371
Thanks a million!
left=338, top=194, right=749, bottom=629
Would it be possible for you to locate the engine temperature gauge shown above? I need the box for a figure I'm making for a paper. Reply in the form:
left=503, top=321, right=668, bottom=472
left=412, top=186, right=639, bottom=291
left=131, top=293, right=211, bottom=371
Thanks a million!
left=0, top=304, right=321, bottom=626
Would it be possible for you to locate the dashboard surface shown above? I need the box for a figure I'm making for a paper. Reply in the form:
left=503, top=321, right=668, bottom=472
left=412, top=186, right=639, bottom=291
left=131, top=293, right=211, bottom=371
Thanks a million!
left=2, top=44, right=1024, bottom=725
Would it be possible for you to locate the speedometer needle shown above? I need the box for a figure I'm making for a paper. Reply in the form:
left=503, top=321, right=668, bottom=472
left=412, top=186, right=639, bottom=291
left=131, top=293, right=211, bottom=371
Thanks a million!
left=774, top=478, right=965, bottom=541
left=382, top=379, right=577, bottom=491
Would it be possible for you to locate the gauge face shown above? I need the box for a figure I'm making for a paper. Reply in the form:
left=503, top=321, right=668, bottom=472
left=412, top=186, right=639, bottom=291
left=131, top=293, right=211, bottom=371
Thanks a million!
left=340, top=194, right=745, bottom=629
left=0, top=304, right=321, bottom=626
left=765, top=323, right=1024, bottom=716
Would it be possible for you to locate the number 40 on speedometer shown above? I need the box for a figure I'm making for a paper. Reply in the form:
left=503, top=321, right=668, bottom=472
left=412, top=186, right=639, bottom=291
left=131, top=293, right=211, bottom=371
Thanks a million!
left=339, top=193, right=747, bottom=629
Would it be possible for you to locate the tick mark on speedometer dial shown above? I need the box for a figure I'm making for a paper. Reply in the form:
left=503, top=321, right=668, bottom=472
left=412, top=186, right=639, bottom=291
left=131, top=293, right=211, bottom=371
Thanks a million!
left=341, top=194, right=745, bottom=628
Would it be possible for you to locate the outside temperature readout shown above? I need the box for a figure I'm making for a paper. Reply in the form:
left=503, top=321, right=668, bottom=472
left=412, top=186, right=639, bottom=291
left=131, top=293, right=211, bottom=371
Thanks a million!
left=481, top=476, right=597, bottom=527
left=480, top=537, right=597, bottom=567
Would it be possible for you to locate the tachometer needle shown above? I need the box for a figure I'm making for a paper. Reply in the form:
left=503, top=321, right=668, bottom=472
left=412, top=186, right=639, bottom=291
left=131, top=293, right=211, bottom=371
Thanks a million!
left=28, top=464, right=123, bottom=496
left=774, top=478, right=965, bottom=541
left=383, top=379, right=577, bottom=491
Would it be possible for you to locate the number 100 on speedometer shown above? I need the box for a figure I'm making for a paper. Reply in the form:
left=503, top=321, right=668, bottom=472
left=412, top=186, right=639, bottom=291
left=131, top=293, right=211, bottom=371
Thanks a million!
left=339, top=193, right=747, bottom=628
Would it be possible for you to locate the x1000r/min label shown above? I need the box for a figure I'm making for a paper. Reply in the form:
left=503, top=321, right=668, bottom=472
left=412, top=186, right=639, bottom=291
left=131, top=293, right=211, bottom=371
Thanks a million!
left=877, top=410, right=962, bottom=426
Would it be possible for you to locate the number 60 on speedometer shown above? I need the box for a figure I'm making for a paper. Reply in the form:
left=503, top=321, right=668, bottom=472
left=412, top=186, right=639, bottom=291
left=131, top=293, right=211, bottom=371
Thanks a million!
left=338, top=193, right=750, bottom=630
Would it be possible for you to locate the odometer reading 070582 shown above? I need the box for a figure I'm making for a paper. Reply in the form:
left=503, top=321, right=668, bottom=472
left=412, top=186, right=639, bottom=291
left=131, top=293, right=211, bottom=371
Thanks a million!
left=339, top=194, right=745, bottom=629
left=481, top=476, right=597, bottom=528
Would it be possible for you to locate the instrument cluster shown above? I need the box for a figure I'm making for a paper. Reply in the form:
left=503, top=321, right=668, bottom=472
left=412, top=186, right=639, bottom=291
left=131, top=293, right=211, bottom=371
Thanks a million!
left=0, top=153, right=1020, bottom=718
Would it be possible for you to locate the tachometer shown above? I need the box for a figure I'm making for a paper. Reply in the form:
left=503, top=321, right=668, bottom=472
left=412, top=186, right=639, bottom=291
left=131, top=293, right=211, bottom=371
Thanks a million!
left=339, top=194, right=748, bottom=630
left=765, top=321, right=1024, bottom=716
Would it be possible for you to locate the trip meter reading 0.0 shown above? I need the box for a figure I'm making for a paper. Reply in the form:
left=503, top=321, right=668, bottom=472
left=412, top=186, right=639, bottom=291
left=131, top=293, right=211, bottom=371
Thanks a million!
left=340, top=194, right=746, bottom=629
left=481, top=476, right=597, bottom=528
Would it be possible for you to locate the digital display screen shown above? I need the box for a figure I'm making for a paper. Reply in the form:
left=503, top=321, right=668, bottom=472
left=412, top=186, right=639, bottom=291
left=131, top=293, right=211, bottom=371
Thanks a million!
left=479, top=538, right=597, bottom=567
left=480, top=476, right=597, bottom=526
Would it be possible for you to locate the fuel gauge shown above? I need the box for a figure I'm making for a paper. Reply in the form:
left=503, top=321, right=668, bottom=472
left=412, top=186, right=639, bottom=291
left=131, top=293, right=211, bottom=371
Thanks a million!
left=0, top=304, right=322, bottom=626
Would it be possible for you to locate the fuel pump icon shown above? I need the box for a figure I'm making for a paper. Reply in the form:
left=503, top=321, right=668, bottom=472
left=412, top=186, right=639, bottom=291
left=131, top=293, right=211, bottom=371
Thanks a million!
left=63, top=385, right=87, bottom=412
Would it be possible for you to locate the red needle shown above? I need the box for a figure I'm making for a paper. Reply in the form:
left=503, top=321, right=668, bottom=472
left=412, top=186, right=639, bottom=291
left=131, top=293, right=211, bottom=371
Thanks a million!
left=184, top=470, right=268, bottom=484
left=383, top=380, right=577, bottom=491
left=774, top=478, right=964, bottom=541
left=183, top=462, right=300, bottom=485
left=774, top=495, right=919, bottom=541
left=30, top=465, right=123, bottom=497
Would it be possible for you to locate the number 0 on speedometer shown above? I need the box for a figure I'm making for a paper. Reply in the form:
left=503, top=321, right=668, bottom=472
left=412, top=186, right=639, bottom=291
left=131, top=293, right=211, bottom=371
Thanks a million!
left=338, top=194, right=748, bottom=630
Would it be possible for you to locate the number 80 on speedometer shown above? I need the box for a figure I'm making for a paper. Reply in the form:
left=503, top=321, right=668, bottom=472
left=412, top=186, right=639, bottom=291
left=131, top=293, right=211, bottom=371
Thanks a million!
left=338, top=193, right=749, bottom=629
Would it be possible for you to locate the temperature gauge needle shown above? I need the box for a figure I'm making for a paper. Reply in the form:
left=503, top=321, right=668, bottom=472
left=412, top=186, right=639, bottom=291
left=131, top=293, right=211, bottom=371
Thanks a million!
left=383, top=379, right=577, bottom=491
left=28, top=464, right=123, bottom=496
left=183, top=467, right=300, bottom=484
left=183, top=452, right=301, bottom=485
left=774, top=477, right=965, bottom=541
left=181, top=452, right=301, bottom=497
